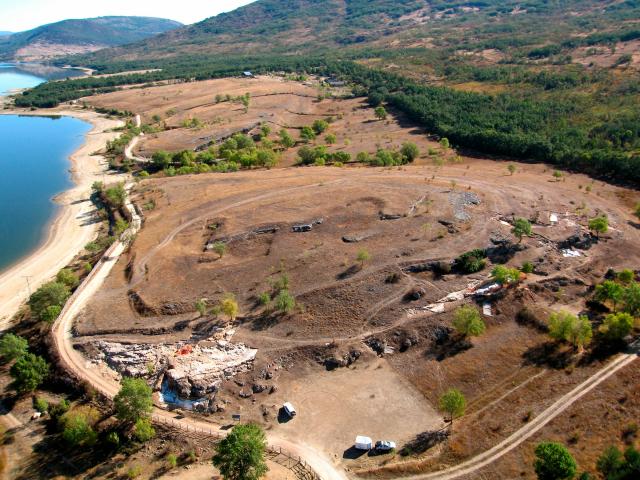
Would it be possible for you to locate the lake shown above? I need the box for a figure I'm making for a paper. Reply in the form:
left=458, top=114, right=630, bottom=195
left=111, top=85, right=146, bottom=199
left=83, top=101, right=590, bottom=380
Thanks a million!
left=0, top=62, right=85, bottom=95
left=0, top=65, right=91, bottom=272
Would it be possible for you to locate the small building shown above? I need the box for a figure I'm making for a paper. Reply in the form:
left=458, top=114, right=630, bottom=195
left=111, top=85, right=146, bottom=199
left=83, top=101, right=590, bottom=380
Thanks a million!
left=243, top=71, right=254, bottom=78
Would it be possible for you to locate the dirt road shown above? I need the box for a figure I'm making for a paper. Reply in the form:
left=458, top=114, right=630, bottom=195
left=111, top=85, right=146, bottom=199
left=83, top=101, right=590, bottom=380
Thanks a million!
left=49, top=179, right=639, bottom=480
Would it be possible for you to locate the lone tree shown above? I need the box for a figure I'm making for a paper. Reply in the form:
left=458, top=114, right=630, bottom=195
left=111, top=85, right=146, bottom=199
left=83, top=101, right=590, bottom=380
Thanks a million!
left=533, top=442, right=577, bottom=480
left=635, top=202, right=640, bottom=219
left=400, top=142, right=420, bottom=163
left=512, top=218, right=532, bottom=243
left=439, top=388, right=466, bottom=424
left=212, top=424, right=268, bottom=480
left=507, top=164, right=516, bottom=175
left=356, top=248, right=371, bottom=268
left=10, top=353, right=49, bottom=394
left=548, top=311, right=593, bottom=352
left=274, top=290, right=295, bottom=314
left=491, top=265, right=521, bottom=285
left=221, top=294, right=239, bottom=321
left=588, top=215, right=608, bottom=238
left=452, top=305, right=486, bottom=338
left=374, top=106, right=387, bottom=120
left=212, top=241, right=227, bottom=258
left=114, top=377, right=153, bottom=424
left=0, top=333, right=28, bottom=362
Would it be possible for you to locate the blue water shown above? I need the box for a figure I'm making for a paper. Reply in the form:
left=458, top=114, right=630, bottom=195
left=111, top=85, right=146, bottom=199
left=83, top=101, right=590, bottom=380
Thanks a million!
left=0, top=115, right=92, bottom=271
left=0, top=63, right=85, bottom=95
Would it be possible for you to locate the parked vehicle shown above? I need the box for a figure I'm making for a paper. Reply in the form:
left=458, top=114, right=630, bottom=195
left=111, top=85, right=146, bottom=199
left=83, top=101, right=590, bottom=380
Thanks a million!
left=355, top=436, right=373, bottom=450
left=283, top=402, right=296, bottom=418
left=375, top=440, right=396, bottom=452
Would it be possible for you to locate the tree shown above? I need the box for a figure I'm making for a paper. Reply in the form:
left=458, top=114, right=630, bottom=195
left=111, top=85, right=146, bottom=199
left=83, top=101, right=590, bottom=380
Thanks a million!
left=212, top=241, right=227, bottom=258
left=634, top=203, right=640, bottom=220
left=152, top=150, right=172, bottom=170
left=10, top=353, right=49, bottom=394
left=594, top=280, right=624, bottom=311
left=167, top=452, right=178, bottom=468
left=133, top=418, right=155, bottom=442
left=56, top=268, right=79, bottom=289
left=440, top=137, right=450, bottom=149
left=221, top=294, right=239, bottom=321
left=28, top=281, right=70, bottom=320
left=356, top=248, right=371, bottom=268
left=300, top=126, right=316, bottom=142
left=534, top=442, right=577, bottom=480
left=548, top=311, right=593, bottom=351
left=617, top=269, right=635, bottom=284
left=597, top=446, right=624, bottom=478
left=279, top=129, right=295, bottom=148
left=274, top=290, right=295, bottom=314
left=260, top=124, right=271, bottom=137
left=622, top=282, right=640, bottom=316
left=312, top=119, right=329, bottom=134
left=401, top=142, right=420, bottom=162
left=212, top=423, right=268, bottom=480
left=452, top=305, right=486, bottom=338
left=61, top=407, right=98, bottom=446
left=41, top=305, right=62, bottom=323
left=589, top=216, right=608, bottom=237
left=113, top=377, right=153, bottom=424
left=439, top=388, right=466, bottom=423
left=374, top=106, right=387, bottom=120
left=105, top=183, right=127, bottom=209
left=491, top=265, right=521, bottom=285
left=599, top=312, right=634, bottom=342
left=0, top=334, right=28, bottom=362
left=512, top=218, right=532, bottom=243
left=195, top=298, right=208, bottom=317
left=325, top=133, right=337, bottom=145
left=508, top=164, right=517, bottom=175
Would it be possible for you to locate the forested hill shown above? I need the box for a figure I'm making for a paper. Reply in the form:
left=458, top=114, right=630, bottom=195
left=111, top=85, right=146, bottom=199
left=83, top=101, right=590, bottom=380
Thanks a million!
left=76, top=0, right=640, bottom=64
left=0, top=17, right=182, bottom=61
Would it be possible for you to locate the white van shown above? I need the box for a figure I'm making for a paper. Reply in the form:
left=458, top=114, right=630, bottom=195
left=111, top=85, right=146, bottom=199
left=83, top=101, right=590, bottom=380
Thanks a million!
left=283, top=402, right=297, bottom=418
left=355, top=436, right=373, bottom=450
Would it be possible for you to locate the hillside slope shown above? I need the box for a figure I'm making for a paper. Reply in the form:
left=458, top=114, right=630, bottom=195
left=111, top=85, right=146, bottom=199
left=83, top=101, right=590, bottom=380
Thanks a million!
left=0, top=16, right=182, bottom=61
left=77, top=0, right=640, bottom=65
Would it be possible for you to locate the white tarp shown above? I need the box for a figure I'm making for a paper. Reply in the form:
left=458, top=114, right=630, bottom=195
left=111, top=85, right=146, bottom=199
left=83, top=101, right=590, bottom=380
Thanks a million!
left=550, top=213, right=558, bottom=224
left=562, top=249, right=582, bottom=258
left=482, top=303, right=493, bottom=316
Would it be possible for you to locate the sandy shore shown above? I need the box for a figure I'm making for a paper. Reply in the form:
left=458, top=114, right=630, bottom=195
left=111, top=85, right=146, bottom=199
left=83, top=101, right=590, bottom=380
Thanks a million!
left=0, top=107, right=126, bottom=325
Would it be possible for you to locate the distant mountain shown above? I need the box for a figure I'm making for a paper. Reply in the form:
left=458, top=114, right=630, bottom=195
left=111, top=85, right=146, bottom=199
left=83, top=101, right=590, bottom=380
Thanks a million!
left=0, top=16, right=182, bottom=61
left=79, top=0, right=428, bottom=61
left=0, top=32, right=12, bottom=37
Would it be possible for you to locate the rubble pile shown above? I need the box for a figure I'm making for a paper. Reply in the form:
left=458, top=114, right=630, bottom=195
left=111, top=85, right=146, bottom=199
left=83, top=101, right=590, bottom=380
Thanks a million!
left=92, top=329, right=257, bottom=400
left=449, top=191, right=481, bottom=221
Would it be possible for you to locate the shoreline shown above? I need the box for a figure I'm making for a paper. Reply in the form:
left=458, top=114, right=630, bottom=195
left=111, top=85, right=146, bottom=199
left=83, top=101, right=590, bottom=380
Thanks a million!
left=0, top=106, right=126, bottom=325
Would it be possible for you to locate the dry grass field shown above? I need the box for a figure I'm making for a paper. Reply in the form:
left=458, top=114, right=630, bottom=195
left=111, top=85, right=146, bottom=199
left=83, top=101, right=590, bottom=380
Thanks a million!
left=69, top=76, right=640, bottom=478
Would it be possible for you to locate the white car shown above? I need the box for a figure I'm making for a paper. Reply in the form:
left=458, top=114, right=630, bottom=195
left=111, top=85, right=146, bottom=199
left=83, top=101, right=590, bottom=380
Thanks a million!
left=355, top=436, right=373, bottom=450
left=375, top=440, right=397, bottom=452
left=283, top=402, right=296, bottom=418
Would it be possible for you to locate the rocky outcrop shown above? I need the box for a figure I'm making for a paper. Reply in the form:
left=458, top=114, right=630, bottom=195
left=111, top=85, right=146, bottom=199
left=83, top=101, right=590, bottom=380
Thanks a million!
left=90, top=329, right=257, bottom=400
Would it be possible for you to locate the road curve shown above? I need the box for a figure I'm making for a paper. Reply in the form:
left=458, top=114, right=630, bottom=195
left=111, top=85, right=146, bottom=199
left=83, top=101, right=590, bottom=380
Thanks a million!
left=50, top=182, right=637, bottom=480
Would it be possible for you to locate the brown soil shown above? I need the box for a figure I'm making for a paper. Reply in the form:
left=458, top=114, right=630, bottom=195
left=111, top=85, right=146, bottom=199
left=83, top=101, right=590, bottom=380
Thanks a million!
left=74, top=76, right=640, bottom=478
